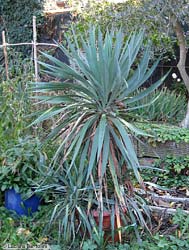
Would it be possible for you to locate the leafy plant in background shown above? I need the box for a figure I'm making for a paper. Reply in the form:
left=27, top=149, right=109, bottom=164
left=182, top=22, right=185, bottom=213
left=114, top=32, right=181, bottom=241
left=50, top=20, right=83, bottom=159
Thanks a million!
left=135, top=123, right=189, bottom=143
left=138, top=210, right=189, bottom=250
left=140, top=155, right=189, bottom=188
left=136, top=234, right=189, bottom=250
left=0, top=136, right=47, bottom=197
left=169, top=80, right=188, bottom=96
left=172, top=208, right=189, bottom=240
left=0, top=51, right=35, bottom=152
left=0, top=0, right=44, bottom=54
left=0, top=205, right=57, bottom=247
left=0, top=49, right=34, bottom=80
left=68, top=0, right=174, bottom=57
left=129, top=88, right=186, bottom=124
left=31, top=27, right=168, bottom=244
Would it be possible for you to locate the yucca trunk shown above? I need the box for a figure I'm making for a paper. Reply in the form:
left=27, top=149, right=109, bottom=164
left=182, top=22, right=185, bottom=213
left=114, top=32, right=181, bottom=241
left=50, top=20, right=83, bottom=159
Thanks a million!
left=172, top=15, right=189, bottom=128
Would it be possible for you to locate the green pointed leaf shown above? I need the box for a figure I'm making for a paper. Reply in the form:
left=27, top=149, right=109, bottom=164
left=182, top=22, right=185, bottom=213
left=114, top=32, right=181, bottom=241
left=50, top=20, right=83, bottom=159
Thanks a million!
left=86, top=126, right=99, bottom=180
left=70, top=118, right=94, bottom=167
left=101, top=128, right=110, bottom=177
left=97, top=114, right=107, bottom=160
left=125, top=70, right=170, bottom=104
left=109, top=154, right=123, bottom=203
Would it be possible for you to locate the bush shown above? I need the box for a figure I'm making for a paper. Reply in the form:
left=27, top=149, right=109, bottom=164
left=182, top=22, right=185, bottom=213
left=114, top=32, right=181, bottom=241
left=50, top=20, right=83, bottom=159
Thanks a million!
left=140, top=155, right=189, bottom=188
left=129, top=88, right=186, bottom=123
left=0, top=52, right=34, bottom=150
left=0, top=0, right=44, bottom=54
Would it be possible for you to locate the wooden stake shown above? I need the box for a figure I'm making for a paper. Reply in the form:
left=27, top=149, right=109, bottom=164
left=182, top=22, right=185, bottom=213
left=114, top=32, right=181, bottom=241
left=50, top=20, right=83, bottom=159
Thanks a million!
left=135, top=188, right=189, bottom=204
left=33, top=16, right=39, bottom=82
left=151, top=194, right=189, bottom=204
left=0, top=42, right=58, bottom=48
left=2, top=31, right=9, bottom=80
left=149, top=206, right=189, bottom=215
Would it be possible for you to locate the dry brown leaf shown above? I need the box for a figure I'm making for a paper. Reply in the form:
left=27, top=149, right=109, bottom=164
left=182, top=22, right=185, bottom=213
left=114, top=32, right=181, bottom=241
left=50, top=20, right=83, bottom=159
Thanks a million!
left=158, top=200, right=171, bottom=208
left=170, top=202, right=175, bottom=208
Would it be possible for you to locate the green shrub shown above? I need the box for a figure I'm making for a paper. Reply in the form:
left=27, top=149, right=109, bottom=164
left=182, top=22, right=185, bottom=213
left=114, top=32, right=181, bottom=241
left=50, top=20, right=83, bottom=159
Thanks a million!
left=135, top=123, right=189, bottom=143
left=129, top=88, right=186, bottom=123
left=0, top=136, right=48, bottom=196
left=140, top=155, right=189, bottom=188
left=138, top=211, right=189, bottom=250
left=0, top=205, right=53, bottom=247
left=0, top=0, right=44, bottom=54
left=68, top=0, right=174, bottom=57
left=0, top=51, right=35, bottom=150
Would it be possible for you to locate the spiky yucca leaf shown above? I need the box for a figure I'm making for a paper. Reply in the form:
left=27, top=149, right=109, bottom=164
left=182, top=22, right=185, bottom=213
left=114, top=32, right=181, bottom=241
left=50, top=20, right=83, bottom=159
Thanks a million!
left=31, top=27, right=168, bottom=238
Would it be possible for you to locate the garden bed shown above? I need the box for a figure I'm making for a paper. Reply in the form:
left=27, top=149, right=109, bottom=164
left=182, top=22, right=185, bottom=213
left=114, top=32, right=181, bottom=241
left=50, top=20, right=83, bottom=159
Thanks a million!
left=133, top=123, right=189, bottom=158
left=136, top=139, right=189, bottom=158
left=130, top=123, right=189, bottom=224
left=135, top=186, right=189, bottom=215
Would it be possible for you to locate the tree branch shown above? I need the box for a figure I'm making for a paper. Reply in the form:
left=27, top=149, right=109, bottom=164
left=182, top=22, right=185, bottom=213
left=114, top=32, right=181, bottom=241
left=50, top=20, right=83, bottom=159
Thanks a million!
left=172, top=16, right=189, bottom=91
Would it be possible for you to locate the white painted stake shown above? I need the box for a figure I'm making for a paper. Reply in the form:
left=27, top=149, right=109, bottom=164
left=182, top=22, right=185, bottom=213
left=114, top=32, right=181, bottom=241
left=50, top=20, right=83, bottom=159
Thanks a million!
left=33, top=16, right=39, bottom=82
left=2, top=31, right=9, bottom=80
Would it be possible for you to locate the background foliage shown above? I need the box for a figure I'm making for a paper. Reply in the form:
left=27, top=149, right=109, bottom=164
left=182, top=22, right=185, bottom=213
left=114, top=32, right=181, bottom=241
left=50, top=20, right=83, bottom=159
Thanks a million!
left=141, top=155, right=189, bottom=188
left=0, top=0, right=44, bottom=53
left=136, top=123, right=189, bottom=143
left=0, top=51, right=34, bottom=151
left=71, top=0, right=189, bottom=54
left=129, top=88, right=186, bottom=124
left=70, top=0, right=176, bottom=57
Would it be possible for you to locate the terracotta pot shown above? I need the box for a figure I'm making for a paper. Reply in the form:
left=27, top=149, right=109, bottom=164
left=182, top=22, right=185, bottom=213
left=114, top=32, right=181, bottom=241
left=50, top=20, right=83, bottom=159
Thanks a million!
left=92, top=210, right=121, bottom=242
left=93, top=210, right=111, bottom=229
left=56, top=1, right=66, bottom=7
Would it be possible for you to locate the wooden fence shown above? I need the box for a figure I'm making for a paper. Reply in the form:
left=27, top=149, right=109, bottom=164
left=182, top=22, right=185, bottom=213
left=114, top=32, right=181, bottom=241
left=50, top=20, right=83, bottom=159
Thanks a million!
left=0, top=16, right=58, bottom=82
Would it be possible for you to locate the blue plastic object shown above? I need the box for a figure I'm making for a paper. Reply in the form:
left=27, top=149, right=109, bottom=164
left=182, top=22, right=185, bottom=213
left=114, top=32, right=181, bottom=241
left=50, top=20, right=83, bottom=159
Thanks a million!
left=5, top=189, right=40, bottom=216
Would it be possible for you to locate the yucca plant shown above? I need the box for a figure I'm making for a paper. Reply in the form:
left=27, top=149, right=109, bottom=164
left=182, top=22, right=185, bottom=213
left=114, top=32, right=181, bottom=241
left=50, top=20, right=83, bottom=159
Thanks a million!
left=36, top=161, right=95, bottom=244
left=31, top=27, right=169, bottom=242
left=129, top=87, right=186, bottom=123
